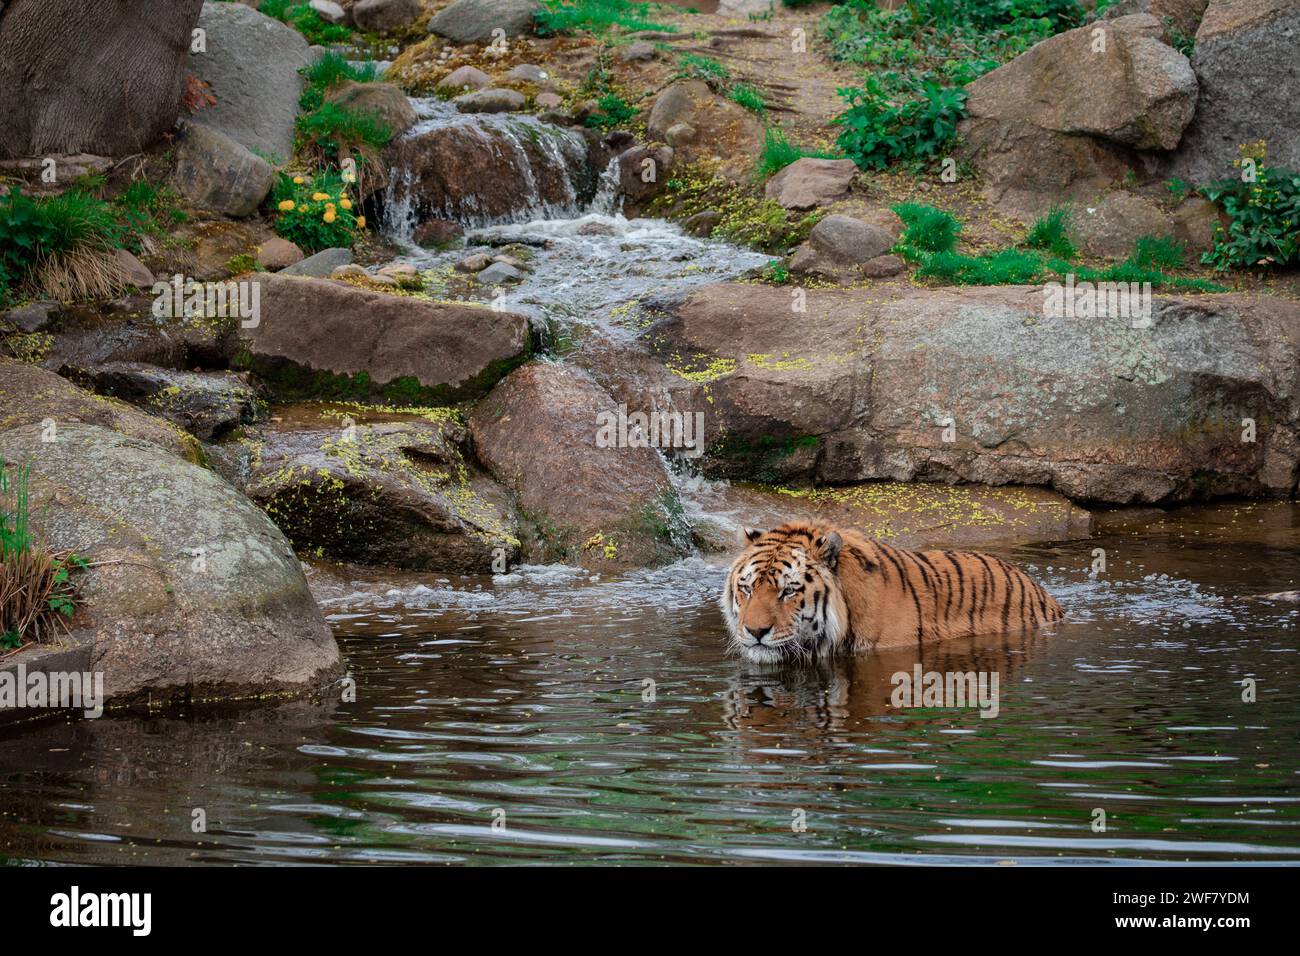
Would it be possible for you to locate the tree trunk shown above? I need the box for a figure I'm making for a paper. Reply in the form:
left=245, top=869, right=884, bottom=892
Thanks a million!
left=0, top=0, right=204, bottom=160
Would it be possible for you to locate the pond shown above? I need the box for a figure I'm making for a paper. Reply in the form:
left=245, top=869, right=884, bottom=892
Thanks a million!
left=1, top=502, right=1297, bottom=865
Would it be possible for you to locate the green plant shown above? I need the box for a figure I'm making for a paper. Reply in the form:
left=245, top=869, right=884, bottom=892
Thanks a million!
left=1200, top=154, right=1300, bottom=270
left=1025, top=204, right=1076, bottom=259
left=259, top=0, right=353, bottom=44
left=755, top=127, right=841, bottom=179
left=534, top=0, right=675, bottom=36
left=1165, top=176, right=1191, bottom=202
left=300, top=51, right=379, bottom=111
left=295, top=100, right=393, bottom=165
left=272, top=169, right=365, bottom=252
left=1131, top=234, right=1185, bottom=271
left=892, top=202, right=961, bottom=257
left=1165, top=17, right=1195, bottom=57
left=0, top=187, right=127, bottom=299
left=729, top=82, right=767, bottom=116
left=834, top=74, right=967, bottom=170
left=584, top=92, right=637, bottom=130
left=676, top=52, right=730, bottom=86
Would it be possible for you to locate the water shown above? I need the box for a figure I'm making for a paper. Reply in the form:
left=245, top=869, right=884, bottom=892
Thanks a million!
left=2, top=502, right=1297, bottom=866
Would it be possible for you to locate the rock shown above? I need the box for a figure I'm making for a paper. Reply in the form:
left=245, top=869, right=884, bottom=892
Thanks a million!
left=683, top=210, right=722, bottom=237
left=604, top=283, right=1300, bottom=503
left=186, top=1, right=314, bottom=162
left=1070, top=192, right=1178, bottom=259
left=352, top=0, right=421, bottom=32
left=965, top=15, right=1197, bottom=152
left=1103, top=0, right=1210, bottom=38
left=383, top=116, right=593, bottom=223
left=330, top=264, right=369, bottom=279
left=0, top=356, right=201, bottom=463
left=1169, top=0, right=1300, bottom=182
left=280, top=246, right=353, bottom=277
left=240, top=274, right=530, bottom=401
left=1, top=301, right=60, bottom=334
left=662, top=123, right=693, bottom=148
left=617, top=41, right=657, bottom=63
left=719, top=0, right=774, bottom=13
left=71, top=363, right=263, bottom=441
left=764, top=157, right=858, bottom=210
left=808, top=214, right=896, bottom=264
left=109, top=249, right=155, bottom=288
left=171, top=218, right=275, bottom=281
left=504, top=63, right=549, bottom=84
left=325, top=80, right=418, bottom=136
left=171, top=121, right=275, bottom=218
left=535, top=91, right=563, bottom=110
left=617, top=145, right=674, bottom=203
left=428, top=0, right=539, bottom=43
left=476, top=261, right=523, bottom=284
left=860, top=254, right=906, bottom=278
left=309, top=0, right=346, bottom=23
left=377, top=262, right=419, bottom=278
left=0, top=423, right=340, bottom=706
left=456, top=253, right=493, bottom=272
left=243, top=406, right=519, bottom=572
left=469, top=362, right=690, bottom=569
left=413, top=218, right=465, bottom=248
left=646, top=80, right=765, bottom=181
left=437, top=65, right=492, bottom=91
left=256, top=237, right=304, bottom=270
left=454, top=88, right=527, bottom=113
left=1170, top=194, right=1225, bottom=254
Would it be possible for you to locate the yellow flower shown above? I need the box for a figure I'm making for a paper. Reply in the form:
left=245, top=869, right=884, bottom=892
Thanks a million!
left=342, top=170, right=356, bottom=183
left=323, top=210, right=337, bottom=224
left=356, top=215, right=366, bottom=229
left=339, top=198, right=352, bottom=210
left=277, top=199, right=295, bottom=212
left=312, top=191, right=330, bottom=201
left=292, top=176, right=304, bottom=185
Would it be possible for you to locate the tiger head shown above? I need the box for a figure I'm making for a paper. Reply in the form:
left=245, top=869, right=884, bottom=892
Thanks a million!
left=721, top=524, right=850, bottom=665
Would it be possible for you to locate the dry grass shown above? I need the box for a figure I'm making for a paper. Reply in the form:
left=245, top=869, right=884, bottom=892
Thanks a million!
left=0, top=547, right=78, bottom=646
left=33, top=245, right=131, bottom=300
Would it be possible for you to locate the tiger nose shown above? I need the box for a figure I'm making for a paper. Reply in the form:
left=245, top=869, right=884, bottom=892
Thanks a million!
left=746, top=625, right=772, bottom=643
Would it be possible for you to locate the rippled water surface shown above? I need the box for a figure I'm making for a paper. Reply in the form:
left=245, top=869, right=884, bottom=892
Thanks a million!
left=2, top=503, right=1297, bottom=865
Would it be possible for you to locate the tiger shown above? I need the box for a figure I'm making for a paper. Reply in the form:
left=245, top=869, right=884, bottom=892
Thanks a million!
left=721, top=522, right=1063, bottom=664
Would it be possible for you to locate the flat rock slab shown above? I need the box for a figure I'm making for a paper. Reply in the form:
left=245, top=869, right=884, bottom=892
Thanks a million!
left=240, top=274, right=531, bottom=402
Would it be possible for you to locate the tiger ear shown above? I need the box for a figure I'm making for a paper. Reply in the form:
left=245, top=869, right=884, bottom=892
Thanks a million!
left=816, top=531, right=843, bottom=570
left=742, top=527, right=765, bottom=545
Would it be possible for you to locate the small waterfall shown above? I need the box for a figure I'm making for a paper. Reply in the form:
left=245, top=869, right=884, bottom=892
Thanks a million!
left=380, top=97, right=601, bottom=239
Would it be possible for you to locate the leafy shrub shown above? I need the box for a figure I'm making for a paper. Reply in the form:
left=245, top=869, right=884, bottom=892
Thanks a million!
left=834, top=75, right=967, bottom=170
left=892, top=202, right=960, bottom=257
left=756, top=127, right=841, bottom=179
left=259, top=0, right=353, bottom=44
left=534, top=0, right=675, bottom=36
left=271, top=170, right=365, bottom=252
left=1200, top=158, right=1300, bottom=270
left=1025, top=204, right=1076, bottom=259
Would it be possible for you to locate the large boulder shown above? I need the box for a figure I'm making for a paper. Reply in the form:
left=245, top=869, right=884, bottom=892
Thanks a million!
left=0, top=423, right=341, bottom=707
left=0, top=0, right=204, bottom=159
left=171, top=121, right=275, bottom=218
left=0, top=356, right=202, bottom=462
left=764, top=157, right=858, bottom=210
left=239, top=274, right=531, bottom=402
left=965, top=15, right=1197, bottom=152
left=186, top=1, right=314, bottom=162
left=352, top=0, right=421, bottom=32
left=581, top=283, right=1300, bottom=504
left=1103, top=0, right=1210, bottom=38
left=383, top=114, right=593, bottom=223
left=242, top=405, right=520, bottom=572
left=647, top=81, right=765, bottom=181
left=1169, top=0, right=1300, bottom=183
left=469, top=362, right=691, bottom=570
left=428, top=0, right=539, bottom=43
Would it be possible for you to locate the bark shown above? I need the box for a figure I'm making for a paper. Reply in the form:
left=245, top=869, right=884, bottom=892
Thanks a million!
left=0, top=0, right=204, bottom=159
